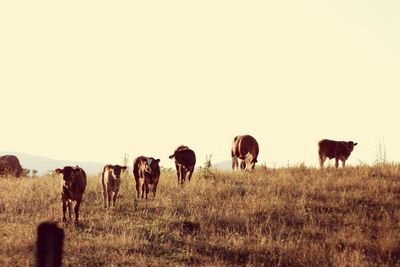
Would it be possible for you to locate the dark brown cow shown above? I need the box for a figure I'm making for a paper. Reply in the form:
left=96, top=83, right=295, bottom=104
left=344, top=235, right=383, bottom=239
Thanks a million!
left=0, top=155, right=23, bottom=177
left=133, top=156, right=160, bottom=199
left=169, top=145, right=196, bottom=185
left=55, top=166, right=87, bottom=223
left=101, top=164, right=127, bottom=208
left=318, top=139, right=358, bottom=169
left=231, top=135, right=259, bottom=170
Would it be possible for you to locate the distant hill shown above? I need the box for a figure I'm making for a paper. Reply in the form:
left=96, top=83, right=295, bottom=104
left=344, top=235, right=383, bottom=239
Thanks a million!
left=214, top=160, right=231, bottom=170
left=0, top=151, right=105, bottom=176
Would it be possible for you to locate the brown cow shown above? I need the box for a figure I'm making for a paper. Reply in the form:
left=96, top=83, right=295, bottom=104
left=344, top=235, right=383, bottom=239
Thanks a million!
left=0, top=155, right=23, bottom=177
left=133, top=156, right=160, bottom=199
left=55, top=166, right=87, bottom=223
left=231, top=135, right=259, bottom=170
left=101, top=164, right=127, bottom=208
left=318, top=139, right=358, bottom=169
left=169, top=145, right=196, bottom=185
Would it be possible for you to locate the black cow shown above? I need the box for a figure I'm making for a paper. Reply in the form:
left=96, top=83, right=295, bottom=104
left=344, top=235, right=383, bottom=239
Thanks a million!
left=55, top=166, right=87, bottom=223
left=318, top=139, right=358, bottom=169
left=169, top=145, right=196, bottom=185
left=133, top=156, right=160, bottom=199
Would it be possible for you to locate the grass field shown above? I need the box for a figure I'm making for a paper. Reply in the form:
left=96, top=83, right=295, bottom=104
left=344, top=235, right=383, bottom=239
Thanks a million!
left=1, top=164, right=400, bottom=266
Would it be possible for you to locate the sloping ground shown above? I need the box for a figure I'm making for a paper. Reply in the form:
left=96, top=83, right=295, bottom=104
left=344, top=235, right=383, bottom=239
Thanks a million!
left=0, top=164, right=399, bottom=266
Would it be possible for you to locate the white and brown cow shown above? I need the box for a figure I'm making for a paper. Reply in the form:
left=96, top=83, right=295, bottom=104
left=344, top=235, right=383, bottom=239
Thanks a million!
left=318, top=139, right=358, bottom=169
left=169, top=145, right=196, bottom=185
left=133, top=156, right=160, bottom=199
left=231, top=135, right=259, bottom=170
left=101, top=164, right=127, bottom=208
left=55, top=166, right=87, bottom=223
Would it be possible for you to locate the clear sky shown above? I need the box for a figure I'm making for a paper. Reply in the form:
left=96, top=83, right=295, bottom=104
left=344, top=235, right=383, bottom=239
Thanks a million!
left=1, top=1, right=399, bottom=168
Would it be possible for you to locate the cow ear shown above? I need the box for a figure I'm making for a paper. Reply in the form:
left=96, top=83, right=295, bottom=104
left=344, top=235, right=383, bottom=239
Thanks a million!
left=354, top=142, right=358, bottom=146
left=122, top=166, right=127, bottom=171
left=55, top=168, right=63, bottom=174
left=105, top=165, right=112, bottom=171
left=156, top=159, right=160, bottom=163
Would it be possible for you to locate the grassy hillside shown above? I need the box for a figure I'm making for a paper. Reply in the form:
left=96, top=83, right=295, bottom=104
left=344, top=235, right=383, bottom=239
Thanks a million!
left=1, top=164, right=400, bottom=266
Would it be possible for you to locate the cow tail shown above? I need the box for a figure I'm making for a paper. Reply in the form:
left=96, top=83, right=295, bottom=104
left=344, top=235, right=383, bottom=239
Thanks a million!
left=133, top=163, right=139, bottom=179
left=101, top=166, right=106, bottom=180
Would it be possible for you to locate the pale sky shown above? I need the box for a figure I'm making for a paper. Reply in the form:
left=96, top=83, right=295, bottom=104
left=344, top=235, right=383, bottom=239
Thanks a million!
left=1, top=1, right=399, bottom=168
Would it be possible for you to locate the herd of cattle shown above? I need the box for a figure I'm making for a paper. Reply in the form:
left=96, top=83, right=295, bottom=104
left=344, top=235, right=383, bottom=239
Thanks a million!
left=0, top=136, right=357, bottom=223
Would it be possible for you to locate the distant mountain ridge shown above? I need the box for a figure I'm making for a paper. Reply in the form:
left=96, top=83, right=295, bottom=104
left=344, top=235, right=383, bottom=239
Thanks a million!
left=0, top=151, right=105, bottom=176
left=0, top=151, right=233, bottom=176
left=214, top=160, right=232, bottom=170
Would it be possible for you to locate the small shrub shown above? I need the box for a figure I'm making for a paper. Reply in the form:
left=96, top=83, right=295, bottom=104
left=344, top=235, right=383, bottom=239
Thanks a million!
left=198, top=155, right=214, bottom=179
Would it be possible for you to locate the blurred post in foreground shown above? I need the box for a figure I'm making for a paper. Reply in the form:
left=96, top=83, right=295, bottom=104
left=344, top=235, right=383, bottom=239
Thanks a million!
left=36, top=222, right=64, bottom=267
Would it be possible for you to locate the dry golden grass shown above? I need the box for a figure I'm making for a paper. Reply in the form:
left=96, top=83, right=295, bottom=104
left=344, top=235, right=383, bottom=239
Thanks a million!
left=1, top=164, right=400, bottom=266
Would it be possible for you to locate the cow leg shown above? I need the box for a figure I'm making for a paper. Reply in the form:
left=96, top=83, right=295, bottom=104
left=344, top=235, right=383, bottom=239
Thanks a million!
left=187, top=168, right=194, bottom=182
left=175, top=163, right=181, bottom=185
left=342, top=160, right=346, bottom=169
left=181, top=168, right=187, bottom=185
left=141, top=183, right=145, bottom=199
left=135, top=180, right=140, bottom=199
left=112, top=191, right=118, bottom=207
left=251, top=161, right=256, bottom=170
left=107, top=191, right=112, bottom=208
left=335, top=158, right=339, bottom=168
left=144, top=183, right=149, bottom=199
left=68, top=201, right=72, bottom=221
left=74, top=200, right=81, bottom=223
left=103, top=189, right=107, bottom=208
left=232, top=157, right=238, bottom=170
left=178, top=164, right=182, bottom=185
left=62, top=201, right=67, bottom=222
left=319, top=156, right=326, bottom=169
left=240, top=160, right=246, bottom=170
left=153, top=183, right=158, bottom=198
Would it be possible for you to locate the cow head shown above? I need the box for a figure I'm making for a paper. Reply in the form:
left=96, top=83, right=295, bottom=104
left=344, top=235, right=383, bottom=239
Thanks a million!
left=55, top=166, right=81, bottom=188
left=347, top=141, right=358, bottom=153
left=242, top=153, right=257, bottom=171
left=244, top=159, right=258, bottom=171
left=141, top=158, right=160, bottom=174
left=106, top=165, right=127, bottom=179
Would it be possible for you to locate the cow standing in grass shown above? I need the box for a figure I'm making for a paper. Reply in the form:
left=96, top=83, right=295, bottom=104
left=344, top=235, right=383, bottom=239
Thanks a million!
left=169, top=145, right=196, bottom=185
left=133, top=156, right=160, bottom=199
left=318, top=139, right=358, bottom=169
left=55, top=166, right=87, bottom=223
left=101, top=164, right=127, bottom=208
left=231, top=135, right=259, bottom=170
left=0, top=155, right=23, bottom=177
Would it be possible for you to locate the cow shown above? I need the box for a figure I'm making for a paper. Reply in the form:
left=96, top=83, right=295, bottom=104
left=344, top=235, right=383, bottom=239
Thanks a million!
left=231, top=135, right=259, bottom=170
left=101, top=164, right=127, bottom=208
left=133, top=156, right=160, bottom=199
left=169, top=145, right=196, bottom=185
left=55, top=166, right=87, bottom=223
left=318, top=139, right=358, bottom=169
left=0, top=155, right=23, bottom=177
